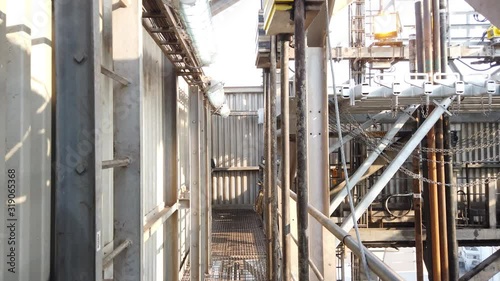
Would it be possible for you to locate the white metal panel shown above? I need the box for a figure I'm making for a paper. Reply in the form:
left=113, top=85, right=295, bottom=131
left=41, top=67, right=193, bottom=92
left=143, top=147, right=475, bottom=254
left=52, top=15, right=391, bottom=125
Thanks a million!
left=0, top=0, right=51, bottom=280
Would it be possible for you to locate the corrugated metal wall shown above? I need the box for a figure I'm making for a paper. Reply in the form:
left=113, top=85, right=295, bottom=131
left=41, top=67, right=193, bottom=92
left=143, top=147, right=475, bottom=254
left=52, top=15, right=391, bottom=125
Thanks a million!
left=212, top=90, right=264, bottom=207
left=141, top=31, right=191, bottom=280
left=0, top=1, right=52, bottom=280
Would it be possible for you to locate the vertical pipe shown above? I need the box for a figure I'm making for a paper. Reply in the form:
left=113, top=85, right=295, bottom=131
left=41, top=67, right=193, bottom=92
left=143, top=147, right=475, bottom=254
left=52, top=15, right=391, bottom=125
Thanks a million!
left=414, top=1, right=425, bottom=73
left=432, top=0, right=441, bottom=74
left=409, top=35, right=417, bottom=74
left=439, top=0, right=449, bottom=72
left=413, top=113, right=424, bottom=281
left=270, top=35, right=279, bottom=281
left=427, top=113, right=441, bottom=281
left=295, top=0, right=309, bottom=279
left=436, top=117, right=449, bottom=281
left=280, top=34, right=292, bottom=281
left=264, top=69, right=272, bottom=280
left=423, top=0, right=433, bottom=75
left=444, top=116, right=459, bottom=281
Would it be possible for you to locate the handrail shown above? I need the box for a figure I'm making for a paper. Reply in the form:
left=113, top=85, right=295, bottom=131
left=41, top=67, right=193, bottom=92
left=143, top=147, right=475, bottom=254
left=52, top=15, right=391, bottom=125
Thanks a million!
left=289, top=191, right=404, bottom=281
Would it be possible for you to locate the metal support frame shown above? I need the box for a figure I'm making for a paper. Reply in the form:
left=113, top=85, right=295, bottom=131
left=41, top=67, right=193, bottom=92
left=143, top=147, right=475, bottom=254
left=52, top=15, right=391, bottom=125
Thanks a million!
left=280, top=34, right=292, bottom=281
left=189, top=86, right=201, bottom=281
left=54, top=0, right=103, bottom=279
left=112, top=1, right=143, bottom=279
left=329, top=105, right=419, bottom=215
left=336, top=96, right=456, bottom=247
left=200, top=97, right=208, bottom=277
left=204, top=99, right=213, bottom=274
left=487, top=180, right=497, bottom=229
left=459, top=249, right=500, bottom=281
left=329, top=110, right=392, bottom=154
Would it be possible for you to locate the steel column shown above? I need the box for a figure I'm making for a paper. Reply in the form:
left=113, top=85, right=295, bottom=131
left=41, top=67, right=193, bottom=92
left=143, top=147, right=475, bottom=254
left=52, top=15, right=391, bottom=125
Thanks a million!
left=307, top=47, right=334, bottom=281
left=112, top=0, right=143, bottom=279
left=295, top=0, right=309, bottom=279
left=280, top=34, right=292, bottom=281
left=338, top=96, right=455, bottom=245
left=205, top=99, right=213, bottom=272
left=189, top=86, right=201, bottom=281
left=54, top=0, right=103, bottom=279
left=329, top=105, right=419, bottom=215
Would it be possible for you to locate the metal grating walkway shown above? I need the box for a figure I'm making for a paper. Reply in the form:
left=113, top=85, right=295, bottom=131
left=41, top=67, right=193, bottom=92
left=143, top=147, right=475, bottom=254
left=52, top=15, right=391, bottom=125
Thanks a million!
left=183, top=209, right=267, bottom=281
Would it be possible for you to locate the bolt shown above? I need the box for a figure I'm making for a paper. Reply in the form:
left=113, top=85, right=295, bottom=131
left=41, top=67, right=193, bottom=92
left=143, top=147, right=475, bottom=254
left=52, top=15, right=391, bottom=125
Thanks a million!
left=75, top=163, right=86, bottom=174
left=74, top=52, right=87, bottom=64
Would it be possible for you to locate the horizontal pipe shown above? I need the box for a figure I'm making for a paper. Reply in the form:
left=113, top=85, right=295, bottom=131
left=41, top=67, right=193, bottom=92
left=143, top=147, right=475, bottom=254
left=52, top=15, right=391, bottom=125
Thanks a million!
left=103, top=239, right=132, bottom=268
left=289, top=191, right=404, bottom=281
left=212, top=166, right=259, bottom=171
left=102, top=157, right=131, bottom=169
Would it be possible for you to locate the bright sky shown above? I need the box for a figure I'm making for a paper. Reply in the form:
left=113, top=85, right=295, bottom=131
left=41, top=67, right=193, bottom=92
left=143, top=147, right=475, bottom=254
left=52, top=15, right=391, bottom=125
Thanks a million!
left=210, top=0, right=263, bottom=87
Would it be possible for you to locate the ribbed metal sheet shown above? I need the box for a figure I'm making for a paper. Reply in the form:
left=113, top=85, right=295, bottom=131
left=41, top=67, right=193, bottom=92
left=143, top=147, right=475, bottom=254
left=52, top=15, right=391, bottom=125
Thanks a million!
left=212, top=91, right=264, bottom=207
left=0, top=1, right=52, bottom=280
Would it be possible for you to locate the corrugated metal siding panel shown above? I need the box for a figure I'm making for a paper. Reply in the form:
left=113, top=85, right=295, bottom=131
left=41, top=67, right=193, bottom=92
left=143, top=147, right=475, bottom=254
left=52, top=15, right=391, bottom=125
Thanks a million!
left=0, top=2, right=52, bottom=280
left=142, top=30, right=167, bottom=281
left=212, top=92, right=264, bottom=207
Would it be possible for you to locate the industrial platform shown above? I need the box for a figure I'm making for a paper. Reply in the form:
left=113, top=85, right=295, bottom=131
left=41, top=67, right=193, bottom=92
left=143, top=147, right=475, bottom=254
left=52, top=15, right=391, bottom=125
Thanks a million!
left=183, top=210, right=267, bottom=281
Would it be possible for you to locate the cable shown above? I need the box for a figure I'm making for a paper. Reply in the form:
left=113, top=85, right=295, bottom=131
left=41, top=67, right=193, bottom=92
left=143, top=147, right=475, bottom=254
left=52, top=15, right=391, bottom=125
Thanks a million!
left=384, top=194, right=413, bottom=218
left=324, top=0, right=371, bottom=279
left=473, top=13, right=487, bottom=23
left=455, top=58, right=499, bottom=72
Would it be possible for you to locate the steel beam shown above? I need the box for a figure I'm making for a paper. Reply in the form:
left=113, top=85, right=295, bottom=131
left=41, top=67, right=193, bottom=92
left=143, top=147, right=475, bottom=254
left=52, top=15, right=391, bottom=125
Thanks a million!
left=336, top=96, right=456, bottom=248
left=189, top=86, right=201, bottom=281
left=205, top=100, right=213, bottom=273
left=459, top=249, right=500, bottom=281
left=112, top=0, right=143, bottom=279
left=54, top=0, right=103, bottom=279
left=200, top=98, right=208, bottom=277
left=329, top=105, right=419, bottom=215
left=329, top=110, right=391, bottom=154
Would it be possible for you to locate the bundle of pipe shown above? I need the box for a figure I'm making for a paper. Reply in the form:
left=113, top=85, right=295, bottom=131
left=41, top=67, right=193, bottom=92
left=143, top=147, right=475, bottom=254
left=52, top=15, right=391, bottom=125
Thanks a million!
left=174, top=0, right=216, bottom=66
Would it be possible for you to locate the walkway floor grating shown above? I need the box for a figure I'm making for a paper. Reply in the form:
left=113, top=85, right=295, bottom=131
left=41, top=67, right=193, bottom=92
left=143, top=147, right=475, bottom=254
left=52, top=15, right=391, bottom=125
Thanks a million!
left=182, top=209, right=267, bottom=281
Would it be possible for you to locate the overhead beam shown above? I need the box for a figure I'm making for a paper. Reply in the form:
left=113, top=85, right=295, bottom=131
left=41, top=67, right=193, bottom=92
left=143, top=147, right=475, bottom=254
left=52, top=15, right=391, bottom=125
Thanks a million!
left=459, top=249, right=500, bottom=281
